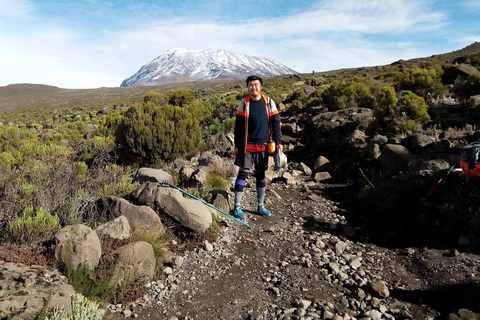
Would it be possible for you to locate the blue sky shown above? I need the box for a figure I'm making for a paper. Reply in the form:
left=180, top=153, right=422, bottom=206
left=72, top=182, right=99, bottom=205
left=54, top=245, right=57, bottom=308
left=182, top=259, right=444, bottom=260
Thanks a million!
left=1, top=0, right=479, bottom=89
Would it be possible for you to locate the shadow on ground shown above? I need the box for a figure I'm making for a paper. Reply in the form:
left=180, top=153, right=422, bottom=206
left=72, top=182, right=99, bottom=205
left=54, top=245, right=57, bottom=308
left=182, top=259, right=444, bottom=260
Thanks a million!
left=391, top=282, right=480, bottom=319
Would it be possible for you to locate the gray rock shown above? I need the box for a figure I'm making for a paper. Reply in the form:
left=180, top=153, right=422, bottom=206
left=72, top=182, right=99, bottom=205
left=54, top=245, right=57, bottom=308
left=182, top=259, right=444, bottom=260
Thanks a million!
left=367, top=280, right=390, bottom=299
left=106, top=196, right=164, bottom=239
left=312, top=155, right=331, bottom=173
left=132, top=183, right=212, bottom=233
left=0, top=261, right=75, bottom=320
left=314, top=171, right=332, bottom=182
left=297, top=162, right=313, bottom=176
left=95, top=215, right=131, bottom=240
left=189, top=168, right=207, bottom=188
left=55, top=224, right=101, bottom=271
left=133, top=167, right=172, bottom=184
left=379, top=144, right=413, bottom=175
left=111, top=241, right=156, bottom=287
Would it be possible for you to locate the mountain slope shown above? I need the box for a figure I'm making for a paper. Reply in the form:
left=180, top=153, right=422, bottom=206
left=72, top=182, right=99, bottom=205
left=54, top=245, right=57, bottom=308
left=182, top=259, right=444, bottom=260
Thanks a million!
left=121, top=49, right=298, bottom=87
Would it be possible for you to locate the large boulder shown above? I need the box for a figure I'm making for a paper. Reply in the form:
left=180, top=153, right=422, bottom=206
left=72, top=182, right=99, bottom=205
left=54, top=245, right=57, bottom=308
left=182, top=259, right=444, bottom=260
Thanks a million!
left=133, top=167, right=172, bottom=184
left=0, top=261, right=75, bottom=320
left=132, top=182, right=213, bottom=233
left=105, top=196, right=164, bottom=239
left=54, top=224, right=101, bottom=271
left=110, top=241, right=156, bottom=287
left=304, top=107, right=375, bottom=155
left=379, top=144, right=413, bottom=175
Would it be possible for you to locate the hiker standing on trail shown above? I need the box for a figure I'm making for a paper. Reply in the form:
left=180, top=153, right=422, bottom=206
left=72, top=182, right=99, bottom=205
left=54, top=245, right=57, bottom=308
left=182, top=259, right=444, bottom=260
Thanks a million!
left=232, top=75, right=283, bottom=219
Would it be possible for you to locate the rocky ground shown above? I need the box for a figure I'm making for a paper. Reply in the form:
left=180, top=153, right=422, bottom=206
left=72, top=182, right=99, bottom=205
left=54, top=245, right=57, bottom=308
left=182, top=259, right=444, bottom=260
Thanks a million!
left=104, top=172, right=480, bottom=320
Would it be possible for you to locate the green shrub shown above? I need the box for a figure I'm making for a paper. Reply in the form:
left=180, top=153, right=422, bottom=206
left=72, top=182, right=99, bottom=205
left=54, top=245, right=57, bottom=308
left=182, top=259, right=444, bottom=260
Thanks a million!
left=101, top=174, right=138, bottom=197
left=465, top=53, right=480, bottom=67
left=400, top=119, right=416, bottom=132
left=166, top=88, right=196, bottom=106
left=117, top=102, right=204, bottom=164
left=285, top=88, right=307, bottom=104
left=79, top=136, right=115, bottom=166
left=0, top=151, right=15, bottom=172
left=396, top=67, right=448, bottom=102
left=469, top=73, right=480, bottom=95
left=375, top=86, right=398, bottom=121
left=398, top=90, right=431, bottom=124
left=8, top=205, right=60, bottom=244
left=321, top=77, right=375, bottom=110
left=206, top=171, right=229, bottom=190
left=143, top=91, right=168, bottom=106
left=76, top=161, right=88, bottom=183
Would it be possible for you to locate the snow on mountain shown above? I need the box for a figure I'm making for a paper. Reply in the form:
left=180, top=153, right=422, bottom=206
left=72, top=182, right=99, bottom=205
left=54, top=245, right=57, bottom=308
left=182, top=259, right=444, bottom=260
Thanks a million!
left=121, top=49, right=297, bottom=87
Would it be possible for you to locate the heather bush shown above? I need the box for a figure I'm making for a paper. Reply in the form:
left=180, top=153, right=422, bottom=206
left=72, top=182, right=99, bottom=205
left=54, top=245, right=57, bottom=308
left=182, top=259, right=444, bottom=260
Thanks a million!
left=166, top=88, right=197, bottom=106
left=398, top=90, right=431, bottom=124
left=143, top=90, right=168, bottom=106
left=465, top=53, right=480, bottom=67
left=395, top=66, right=448, bottom=103
left=116, top=101, right=204, bottom=165
left=78, top=136, right=115, bottom=166
left=321, top=77, right=375, bottom=110
left=191, top=93, right=238, bottom=133
left=374, top=85, right=398, bottom=123
left=285, top=88, right=307, bottom=105
left=0, top=150, right=15, bottom=172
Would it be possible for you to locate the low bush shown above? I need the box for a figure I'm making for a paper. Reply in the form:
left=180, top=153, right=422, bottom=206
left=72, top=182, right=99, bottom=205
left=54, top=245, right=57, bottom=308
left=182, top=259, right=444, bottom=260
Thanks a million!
left=8, top=205, right=60, bottom=244
left=46, top=293, right=104, bottom=320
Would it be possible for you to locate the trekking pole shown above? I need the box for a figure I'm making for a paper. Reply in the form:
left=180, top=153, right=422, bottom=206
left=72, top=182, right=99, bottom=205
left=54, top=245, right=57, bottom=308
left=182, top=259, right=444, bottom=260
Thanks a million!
left=427, top=165, right=455, bottom=196
left=160, top=180, right=252, bottom=229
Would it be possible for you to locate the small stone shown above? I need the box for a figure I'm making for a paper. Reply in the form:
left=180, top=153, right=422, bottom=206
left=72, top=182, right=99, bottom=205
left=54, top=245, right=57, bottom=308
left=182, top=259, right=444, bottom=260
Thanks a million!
left=204, top=240, right=214, bottom=252
left=163, top=267, right=173, bottom=275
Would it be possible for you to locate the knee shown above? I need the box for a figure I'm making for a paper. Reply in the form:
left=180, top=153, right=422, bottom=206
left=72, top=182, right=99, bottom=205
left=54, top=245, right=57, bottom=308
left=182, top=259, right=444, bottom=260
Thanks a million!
left=237, top=169, right=249, bottom=181
left=254, top=171, right=266, bottom=188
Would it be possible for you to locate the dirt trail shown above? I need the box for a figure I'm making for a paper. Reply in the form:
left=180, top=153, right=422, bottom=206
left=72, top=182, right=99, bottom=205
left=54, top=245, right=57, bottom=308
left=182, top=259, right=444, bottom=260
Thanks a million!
left=114, top=177, right=480, bottom=320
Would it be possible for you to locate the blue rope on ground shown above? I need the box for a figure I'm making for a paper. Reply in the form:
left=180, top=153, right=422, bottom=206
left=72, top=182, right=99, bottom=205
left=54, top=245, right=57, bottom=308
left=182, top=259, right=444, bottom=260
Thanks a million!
left=160, top=180, right=252, bottom=229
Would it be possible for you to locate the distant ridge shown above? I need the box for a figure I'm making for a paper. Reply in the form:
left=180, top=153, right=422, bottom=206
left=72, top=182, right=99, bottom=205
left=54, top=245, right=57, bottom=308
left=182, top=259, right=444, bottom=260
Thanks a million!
left=121, top=49, right=298, bottom=87
left=2, top=42, right=479, bottom=111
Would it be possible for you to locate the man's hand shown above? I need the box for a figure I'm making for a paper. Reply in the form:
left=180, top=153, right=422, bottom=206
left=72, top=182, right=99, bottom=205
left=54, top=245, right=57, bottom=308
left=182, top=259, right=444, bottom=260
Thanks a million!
left=234, top=148, right=239, bottom=157
left=276, top=144, right=284, bottom=153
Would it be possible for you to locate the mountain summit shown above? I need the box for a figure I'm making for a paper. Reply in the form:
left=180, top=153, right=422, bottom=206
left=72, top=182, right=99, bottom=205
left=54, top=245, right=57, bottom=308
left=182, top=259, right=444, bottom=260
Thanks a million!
left=120, top=49, right=298, bottom=87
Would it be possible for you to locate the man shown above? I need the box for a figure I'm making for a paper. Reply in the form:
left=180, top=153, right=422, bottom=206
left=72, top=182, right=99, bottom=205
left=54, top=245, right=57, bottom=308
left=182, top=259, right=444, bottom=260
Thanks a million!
left=233, top=75, right=283, bottom=219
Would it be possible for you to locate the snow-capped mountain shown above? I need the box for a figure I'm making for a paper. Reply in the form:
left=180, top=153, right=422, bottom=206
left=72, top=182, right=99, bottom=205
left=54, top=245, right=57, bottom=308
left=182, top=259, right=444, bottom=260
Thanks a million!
left=121, top=49, right=297, bottom=87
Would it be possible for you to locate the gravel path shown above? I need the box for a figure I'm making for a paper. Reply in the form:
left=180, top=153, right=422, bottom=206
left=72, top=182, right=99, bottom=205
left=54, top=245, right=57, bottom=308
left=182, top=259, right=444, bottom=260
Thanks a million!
left=105, top=175, right=480, bottom=320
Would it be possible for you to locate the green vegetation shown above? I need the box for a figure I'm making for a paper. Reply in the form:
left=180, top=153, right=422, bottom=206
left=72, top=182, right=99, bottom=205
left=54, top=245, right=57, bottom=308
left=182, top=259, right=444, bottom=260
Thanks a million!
left=115, top=101, right=204, bottom=165
left=1, top=42, right=480, bottom=311
left=8, top=205, right=60, bottom=244
left=46, top=293, right=104, bottom=320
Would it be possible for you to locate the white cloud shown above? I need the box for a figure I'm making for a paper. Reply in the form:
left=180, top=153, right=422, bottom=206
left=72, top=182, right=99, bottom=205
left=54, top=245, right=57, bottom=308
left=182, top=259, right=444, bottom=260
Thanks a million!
left=0, top=0, right=34, bottom=17
left=93, top=0, right=450, bottom=78
left=0, top=0, right=470, bottom=88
